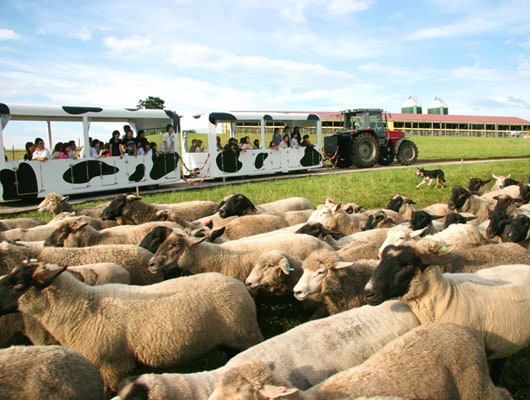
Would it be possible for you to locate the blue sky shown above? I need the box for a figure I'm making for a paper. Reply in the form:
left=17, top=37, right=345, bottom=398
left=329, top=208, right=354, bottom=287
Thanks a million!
left=1, top=0, right=530, bottom=148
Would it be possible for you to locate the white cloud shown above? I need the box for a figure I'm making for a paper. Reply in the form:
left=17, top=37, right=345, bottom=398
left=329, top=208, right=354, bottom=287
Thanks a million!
left=68, top=26, right=91, bottom=41
left=103, top=34, right=152, bottom=53
left=326, top=0, right=374, bottom=15
left=0, top=29, right=20, bottom=40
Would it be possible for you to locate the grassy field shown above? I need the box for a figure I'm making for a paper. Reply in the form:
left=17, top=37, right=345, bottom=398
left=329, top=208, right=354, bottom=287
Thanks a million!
left=1, top=139, right=529, bottom=398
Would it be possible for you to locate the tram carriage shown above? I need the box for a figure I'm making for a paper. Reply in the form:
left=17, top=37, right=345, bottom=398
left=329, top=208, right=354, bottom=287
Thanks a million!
left=180, top=111, right=323, bottom=179
left=0, top=103, right=181, bottom=201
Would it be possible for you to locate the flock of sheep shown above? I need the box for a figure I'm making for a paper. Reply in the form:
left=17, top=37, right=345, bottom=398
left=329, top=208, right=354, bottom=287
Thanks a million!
left=0, top=171, right=529, bottom=400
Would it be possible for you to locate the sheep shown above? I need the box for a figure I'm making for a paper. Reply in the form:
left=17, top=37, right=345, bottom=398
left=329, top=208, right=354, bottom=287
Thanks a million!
left=364, top=245, right=530, bottom=361
left=50, top=211, right=118, bottom=229
left=0, top=240, right=162, bottom=285
left=66, top=262, right=131, bottom=285
left=335, top=228, right=391, bottom=260
left=306, top=202, right=369, bottom=235
left=117, top=300, right=420, bottom=400
left=506, top=214, right=530, bottom=247
left=486, top=209, right=511, bottom=241
left=0, top=345, right=105, bottom=400
left=0, top=217, right=45, bottom=230
left=491, top=173, right=519, bottom=191
left=101, top=193, right=217, bottom=224
left=448, top=186, right=498, bottom=224
left=216, top=193, right=313, bottom=218
left=481, top=184, right=524, bottom=202
left=295, top=222, right=343, bottom=241
left=43, top=217, right=181, bottom=247
left=408, top=209, right=444, bottom=234
left=468, top=176, right=492, bottom=195
left=0, top=262, right=263, bottom=394
left=209, top=323, right=513, bottom=400
left=385, top=194, right=416, bottom=221
left=37, top=192, right=109, bottom=218
left=443, top=212, right=477, bottom=228
left=361, top=209, right=400, bottom=230
left=147, top=229, right=335, bottom=282
left=293, top=250, right=379, bottom=316
left=378, top=223, right=489, bottom=258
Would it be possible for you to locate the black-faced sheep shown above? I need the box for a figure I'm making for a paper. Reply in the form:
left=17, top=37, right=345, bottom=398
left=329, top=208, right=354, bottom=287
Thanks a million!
left=468, top=176, right=492, bottom=195
left=364, top=245, right=530, bottom=361
left=101, top=193, right=217, bottom=224
left=0, top=263, right=263, bottom=394
left=448, top=186, right=496, bottom=224
left=0, top=345, right=105, bottom=400
left=506, top=214, right=530, bottom=247
left=293, top=250, right=378, bottom=316
left=117, top=300, right=420, bottom=400
left=208, top=323, right=513, bottom=400
left=147, top=230, right=335, bottom=282
left=216, top=193, right=312, bottom=218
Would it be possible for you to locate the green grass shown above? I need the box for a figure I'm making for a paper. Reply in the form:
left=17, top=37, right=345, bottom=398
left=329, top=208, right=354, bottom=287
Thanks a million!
left=1, top=140, right=529, bottom=399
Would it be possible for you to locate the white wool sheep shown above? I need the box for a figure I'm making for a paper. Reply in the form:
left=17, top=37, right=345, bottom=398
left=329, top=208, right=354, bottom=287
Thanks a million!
left=66, top=262, right=131, bottom=285
left=37, top=192, right=109, bottom=218
left=209, top=323, right=512, bottom=400
left=0, top=217, right=45, bottom=230
left=293, top=250, right=379, bottom=316
left=305, top=202, right=368, bottom=235
left=328, top=228, right=390, bottom=261
left=147, top=230, right=335, bottom=281
left=43, top=217, right=181, bottom=247
left=365, top=245, right=530, bottom=360
left=378, top=222, right=488, bottom=258
left=117, top=300, right=420, bottom=400
left=100, top=193, right=218, bottom=225
left=0, top=240, right=162, bottom=285
left=0, top=345, right=105, bottom=400
left=0, top=263, right=263, bottom=394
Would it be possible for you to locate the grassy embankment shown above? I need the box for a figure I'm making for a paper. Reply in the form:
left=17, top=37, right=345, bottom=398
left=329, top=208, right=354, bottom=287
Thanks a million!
left=2, top=137, right=529, bottom=399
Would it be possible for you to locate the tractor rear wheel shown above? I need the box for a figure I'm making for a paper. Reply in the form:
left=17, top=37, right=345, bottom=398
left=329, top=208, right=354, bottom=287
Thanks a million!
left=397, top=140, right=418, bottom=165
left=352, top=132, right=379, bottom=168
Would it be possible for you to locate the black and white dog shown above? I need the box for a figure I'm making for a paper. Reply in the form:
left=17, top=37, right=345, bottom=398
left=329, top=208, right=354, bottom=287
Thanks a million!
left=416, top=168, right=446, bottom=189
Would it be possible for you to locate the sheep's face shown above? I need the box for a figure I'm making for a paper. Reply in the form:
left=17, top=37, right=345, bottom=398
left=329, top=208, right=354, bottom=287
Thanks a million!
left=293, top=263, right=326, bottom=301
left=378, top=228, right=414, bottom=258
left=101, top=194, right=128, bottom=220
left=364, top=245, right=420, bottom=306
left=362, top=210, right=387, bottom=231
left=148, top=232, right=191, bottom=273
left=246, top=252, right=291, bottom=295
left=506, top=214, right=530, bottom=243
left=218, top=194, right=257, bottom=218
left=447, top=187, right=470, bottom=210
left=37, top=193, right=63, bottom=214
left=486, top=210, right=510, bottom=239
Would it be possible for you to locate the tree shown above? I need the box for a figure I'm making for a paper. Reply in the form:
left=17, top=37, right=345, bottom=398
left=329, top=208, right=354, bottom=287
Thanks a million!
left=137, top=96, right=165, bottom=110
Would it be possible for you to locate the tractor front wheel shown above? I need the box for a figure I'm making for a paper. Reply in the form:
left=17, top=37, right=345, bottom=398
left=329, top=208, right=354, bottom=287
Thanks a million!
left=397, top=140, right=418, bottom=165
left=351, top=133, right=379, bottom=168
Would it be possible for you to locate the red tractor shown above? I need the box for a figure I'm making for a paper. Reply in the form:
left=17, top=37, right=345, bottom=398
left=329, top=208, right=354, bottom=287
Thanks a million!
left=324, top=108, right=418, bottom=168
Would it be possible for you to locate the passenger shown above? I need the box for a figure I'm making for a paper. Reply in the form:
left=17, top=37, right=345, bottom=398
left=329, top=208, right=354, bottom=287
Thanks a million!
left=224, top=137, right=238, bottom=152
left=138, top=141, right=152, bottom=156
left=278, top=134, right=290, bottom=149
left=68, top=140, right=77, bottom=159
left=239, top=136, right=251, bottom=151
left=89, top=139, right=102, bottom=158
left=135, top=129, right=148, bottom=149
left=161, top=124, right=176, bottom=154
left=31, top=137, right=51, bottom=161
left=189, top=139, right=197, bottom=152
left=23, top=141, right=35, bottom=161
left=282, top=126, right=291, bottom=139
left=195, top=139, right=204, bottom=152
left=109, top=130, right=124, bottom=158
left=272, top=128, right=282, bottom=147
left=290, top=131, right=301, bottom=149
left=216, top=136, right=223, bottom=151
left=253, top=139, right=260, bottom=149
left=51, top=142, right=64, bottom=159
left=269, top=140, right=276, bottom=149
left=121, top=124, right=131, bottom=141
left=300, top=134, right=313, bottom=148
left=100, top=143, right=110, bottom=158
left=292, top=126, right=301, bottom=139
left=123, top=129, right=136, bottom=156
left=150, top=142, right=160, bottom=157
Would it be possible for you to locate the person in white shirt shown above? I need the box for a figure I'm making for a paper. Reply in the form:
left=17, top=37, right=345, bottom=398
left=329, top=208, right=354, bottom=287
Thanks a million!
left=161, top=124, right=175, bottom=153
left=31, top=138, right=51, bottom=161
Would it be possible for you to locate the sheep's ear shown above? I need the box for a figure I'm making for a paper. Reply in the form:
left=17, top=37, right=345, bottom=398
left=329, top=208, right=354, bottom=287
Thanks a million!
left=71, top=219, right=89, bottom=231
left=334, top=261, right=352, bottom=270
left=278, top=258, right=294, bottom=275
left=31, top=263, right=67, bottom=288
left=61, top=195, right=70, bottom=202
left=332, top=202, right=343, bottom=212
left=259, top=385, right=299, bottom=399
left=208, top=227, right=225, bottom=242
left=492, top=174, right=499, bottom=179
left=411, top=226, right=429, bottom=238
left=190, top=235, right=209, bottom=247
